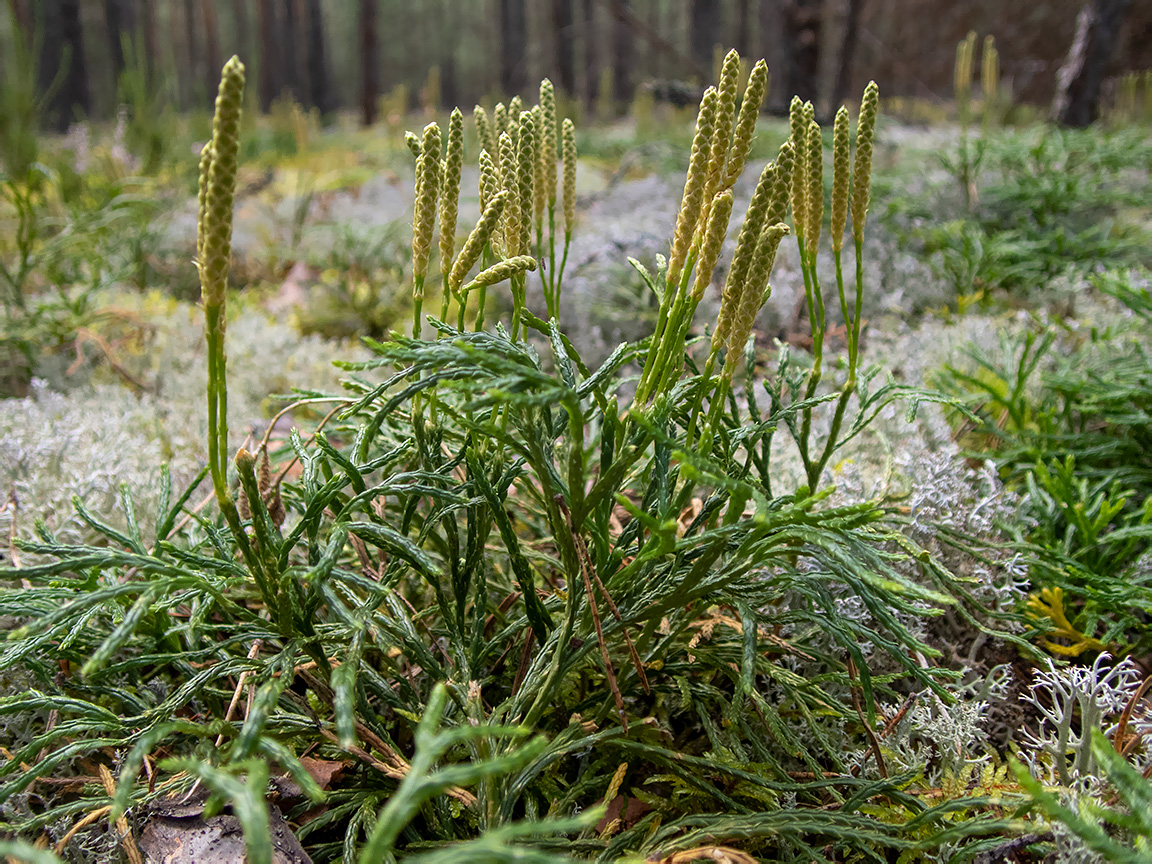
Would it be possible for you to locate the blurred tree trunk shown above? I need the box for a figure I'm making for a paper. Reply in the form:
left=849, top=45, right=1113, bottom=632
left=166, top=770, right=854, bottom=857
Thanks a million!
left=758, top=0, right=787, bottom=109
left=305, top=0, right=334, bottom=116
left=611, top=0, right=633, bottom=104
left=831, top=0, right=863, bottom=109
left=202, top=0, right=222, bottom=95
left=652, top=0, right=668, bottom=76
left=41, top=0, right=89, bottom=131
left=104, top=0, right=135, bottom=81
left=440, top=0, right=459, bottom=109
left=232, top=0, right=252, bottom=65
left=554, top=0, right=577, bottom=96
left=140, top=0, right=158, bottom=84
left=281, top=0, right=304, bottom=103
left=734, top=0, right=751, bottom=57
left=359, top=0, right=379, bottom=125
left=582, top=0, right=598, bottom=107
left=1053, top=0, right=1131, bottom=126
left=690, top=0, right=719, bottom=74
left=500, top=0, right=528, bottom=96
left=181, top=0, right=200, bottom=106
left=8, top=0, right=31, bottom=44
left=781, top=0, right=821, bottom=103
left=255, top=0, right=280, bottom=110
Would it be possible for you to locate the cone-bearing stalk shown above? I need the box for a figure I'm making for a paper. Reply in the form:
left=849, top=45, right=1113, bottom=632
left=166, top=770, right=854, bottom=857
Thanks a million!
left=557, top=118, right=577, bottom=315
left=198, top=56, right=270, bottom=597
left=723, top=60, right=769, bottom=189
left=475, top=104, right=496, bottom=162
left=439, top=109, right=464, bottom=320
left=667, top=86, right=718, bottom=292
left=451, top=190, right=508, bottom=297
left=698, top=51, right=741, bottom=240
left=411, top=122, right=442, bottom=336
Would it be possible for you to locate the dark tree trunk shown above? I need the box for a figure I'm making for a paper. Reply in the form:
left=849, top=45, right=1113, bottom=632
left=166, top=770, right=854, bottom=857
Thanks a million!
left=831, top=0, right=863, bottom=109
left=232, top=0, right=252, bottom=65
left=758, top=0, right=787, bottom=109
left=140, top=0, right=158, bottom=85
left=582, top=0, right=598, bottom=107
left=1053, top=0, right=1132, bottom=126
left=202, top=0, right=222, bottom=98
left=359, top=0, right=378, bottom=125
left=554, top=0, right=576, bottom=96
left=255, top=0, right=280, bottom=110
left=40, top=0, right=89, bottom=131
left=500, top=0, right=528, bottom=96
left=781, top=0, right=821, bottom=104
left=690, top=0, right=719, bottom=75
left=305, top=0, right=334, bottom=116
left=611, top=0, right=633, bottom=104
left=439, top=0, right=459, bottom=108
left=281, top=0, right=304, bottom=103
left=183, top=0, right=200, bottom=106
left=104, top=0, right=135, bottom=80
left=652, top=0, right=668, bottom=76
left=734, top=0, right=751, bottom=57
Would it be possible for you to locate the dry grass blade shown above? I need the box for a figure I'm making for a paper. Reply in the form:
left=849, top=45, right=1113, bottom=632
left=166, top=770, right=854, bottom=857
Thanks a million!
left=650, top=846, right=759, bottom=864
left=99, top=764, right=143, bottom=864
left=561, top=497, right=649, bottom=695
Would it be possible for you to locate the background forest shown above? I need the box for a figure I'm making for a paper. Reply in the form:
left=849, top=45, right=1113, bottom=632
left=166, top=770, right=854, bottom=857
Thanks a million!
left=9, top=0, right=1152, bottom=132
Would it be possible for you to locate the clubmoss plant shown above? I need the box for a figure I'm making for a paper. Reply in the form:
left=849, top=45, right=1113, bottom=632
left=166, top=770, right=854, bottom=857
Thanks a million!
left=0, top=54, right=1022, bottom=864
left=198, top=57, right=249, bottom=558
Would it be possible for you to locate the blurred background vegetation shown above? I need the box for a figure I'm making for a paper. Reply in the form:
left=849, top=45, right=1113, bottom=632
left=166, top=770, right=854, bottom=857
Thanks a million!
left=4, top=0, right=1151, bottom=134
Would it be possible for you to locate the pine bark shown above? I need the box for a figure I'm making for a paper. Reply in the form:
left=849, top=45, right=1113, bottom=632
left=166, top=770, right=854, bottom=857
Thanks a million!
left=359, top=0, right=379, bottom=125
left=734, top=0, right=752, bottom=57
left=41, top=0, right=90, bottom=131
left=255, top=0, right=280, bottom=111
left=184, top=0, right=200, bottom=104
left=202, top=0, right=222, bottom=97
left=690, top=0, right=719, bottom=74
left=781, top=0, right=821, bottom=104
left=554, top=0, right=577, bottom=96
left=500, top=0, right=529, bottom=96
left=281, top=0, right=304, bottom=104
left=233, top=0, right=252, bottom=65
left=306, top=0, right=334, bottom=116
left=831, top=0, right=863, bottom=110
left=140, top=0, right=159, bottom=85
left=582, top=0, right=598, bottom=107
left=611, top=0, right=633, bottom=104
left=1053, top=0, right=1132, bottom=126
left=104, top=0, right=135, bottom=80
